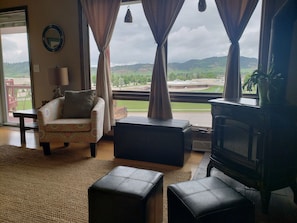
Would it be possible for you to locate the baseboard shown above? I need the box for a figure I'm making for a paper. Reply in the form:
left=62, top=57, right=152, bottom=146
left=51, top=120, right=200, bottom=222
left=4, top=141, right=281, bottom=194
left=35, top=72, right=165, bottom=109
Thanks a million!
left=191, top=126, right=212, bottom=152
left=192, top=139, right=211, bottom=152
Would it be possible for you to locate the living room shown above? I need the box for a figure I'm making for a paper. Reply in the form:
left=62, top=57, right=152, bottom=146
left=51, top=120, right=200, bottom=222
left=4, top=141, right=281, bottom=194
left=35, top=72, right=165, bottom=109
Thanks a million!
left=1, top=0, right=297, bottom=222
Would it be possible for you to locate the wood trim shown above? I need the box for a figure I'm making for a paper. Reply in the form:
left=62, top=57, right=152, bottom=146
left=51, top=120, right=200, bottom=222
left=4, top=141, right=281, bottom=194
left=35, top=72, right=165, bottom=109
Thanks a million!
left=78, top=0, right=91, bottom=90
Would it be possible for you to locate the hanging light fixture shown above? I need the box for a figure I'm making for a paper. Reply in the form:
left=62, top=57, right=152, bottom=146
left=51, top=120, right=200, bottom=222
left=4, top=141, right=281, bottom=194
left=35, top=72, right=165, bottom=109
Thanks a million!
left=198, top=0, right=207, bottom=12
left=124, top=6, right=132, bottom=23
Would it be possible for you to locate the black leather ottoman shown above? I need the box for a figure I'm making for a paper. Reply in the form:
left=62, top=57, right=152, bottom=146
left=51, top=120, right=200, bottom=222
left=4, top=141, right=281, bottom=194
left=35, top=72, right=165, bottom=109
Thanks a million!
left=167, top=177, right=255, bottom=223
left=88, top=166, right=164, bottom=223
left=114, top=116, right=192, bottom=166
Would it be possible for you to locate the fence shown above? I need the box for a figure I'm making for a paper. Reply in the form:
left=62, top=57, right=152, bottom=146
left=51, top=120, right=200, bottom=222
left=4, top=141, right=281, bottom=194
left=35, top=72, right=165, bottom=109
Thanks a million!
left=5, top=79, right=31, bottom=112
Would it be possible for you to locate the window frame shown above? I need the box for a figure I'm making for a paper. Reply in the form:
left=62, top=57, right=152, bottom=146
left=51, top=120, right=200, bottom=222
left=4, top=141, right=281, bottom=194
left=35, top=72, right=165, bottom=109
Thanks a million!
left=84, top=0, right=277, bottom=104
left=113, top=90, right=256, bottom=103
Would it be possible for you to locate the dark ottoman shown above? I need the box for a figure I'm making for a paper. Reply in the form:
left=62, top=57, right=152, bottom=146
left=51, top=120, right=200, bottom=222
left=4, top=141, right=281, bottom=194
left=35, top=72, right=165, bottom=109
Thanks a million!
left=167, top=176, right=255, bottom=223
left=114, top=116, right=192, bottom=166
left=88, top=166, right=164, bottom=223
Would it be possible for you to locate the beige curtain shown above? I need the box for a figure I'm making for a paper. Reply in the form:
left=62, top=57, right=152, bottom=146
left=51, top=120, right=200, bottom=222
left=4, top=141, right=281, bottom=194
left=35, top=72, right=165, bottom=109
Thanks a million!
left=80, top=0, right=120, bottom=133
left=142, top=0, right=185, bottom=119
left=215, top=0, right=258, bottom=99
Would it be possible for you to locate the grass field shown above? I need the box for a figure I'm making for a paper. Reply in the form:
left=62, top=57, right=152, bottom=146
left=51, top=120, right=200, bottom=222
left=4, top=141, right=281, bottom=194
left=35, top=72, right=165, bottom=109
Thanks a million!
left=116, top=100, right=211, bottom=112
left=16, top=100, right=32, bottom=110
left=15, top=99, right=211, bottom=113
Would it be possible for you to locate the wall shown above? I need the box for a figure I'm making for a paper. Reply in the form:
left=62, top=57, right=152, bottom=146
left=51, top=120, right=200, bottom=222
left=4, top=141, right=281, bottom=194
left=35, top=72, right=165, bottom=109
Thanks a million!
left=0, top=0, right=84, bottom=107
left=267, top=0, right=297, bottom=106
left=286, top=21, right=297, bottom=105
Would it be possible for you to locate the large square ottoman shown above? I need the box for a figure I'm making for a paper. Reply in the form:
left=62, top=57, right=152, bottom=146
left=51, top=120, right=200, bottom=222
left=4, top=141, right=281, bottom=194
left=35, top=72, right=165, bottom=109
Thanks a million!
left=88, top=166, right=164, bottom=223
left=114, top=116, right=192, bottom=166
left=167, top=176, right=255, bottom=223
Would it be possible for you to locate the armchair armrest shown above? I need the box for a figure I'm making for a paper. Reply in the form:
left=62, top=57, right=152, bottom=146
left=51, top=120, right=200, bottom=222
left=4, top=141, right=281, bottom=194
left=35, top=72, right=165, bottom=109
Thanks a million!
left=91, top=97, right=105, bottom=138
left=38, top=97, right=64, bottom=127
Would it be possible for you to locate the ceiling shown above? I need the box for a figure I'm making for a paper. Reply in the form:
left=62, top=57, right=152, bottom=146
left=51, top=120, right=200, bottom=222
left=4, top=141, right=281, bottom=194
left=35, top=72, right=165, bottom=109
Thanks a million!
left=122, top=0, right=141, bottom=5
left=0, top=10, right=26, bottom=28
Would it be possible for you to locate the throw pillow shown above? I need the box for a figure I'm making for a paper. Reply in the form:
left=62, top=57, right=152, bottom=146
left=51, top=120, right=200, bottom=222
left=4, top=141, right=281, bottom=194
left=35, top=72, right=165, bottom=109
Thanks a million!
left=63, top=90, right=96, bottom=118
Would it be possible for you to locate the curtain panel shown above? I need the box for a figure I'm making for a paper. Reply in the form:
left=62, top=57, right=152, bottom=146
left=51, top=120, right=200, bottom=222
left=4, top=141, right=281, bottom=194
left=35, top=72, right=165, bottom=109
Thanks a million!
left=142, top=0, right=185, bottom=120
left=215, top=0, right=259, bottom=99
left=80, top=0, right=121, bottom=133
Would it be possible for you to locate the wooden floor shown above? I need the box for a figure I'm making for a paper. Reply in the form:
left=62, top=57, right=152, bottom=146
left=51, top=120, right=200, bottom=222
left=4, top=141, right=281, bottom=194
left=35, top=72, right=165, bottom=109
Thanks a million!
left=0, top=126, right=204, bottom=179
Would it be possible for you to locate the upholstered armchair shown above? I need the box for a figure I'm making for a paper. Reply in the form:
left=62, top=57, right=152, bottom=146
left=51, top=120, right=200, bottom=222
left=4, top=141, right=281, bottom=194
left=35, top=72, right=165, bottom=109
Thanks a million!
left=37, top=90, right=105, bottom=157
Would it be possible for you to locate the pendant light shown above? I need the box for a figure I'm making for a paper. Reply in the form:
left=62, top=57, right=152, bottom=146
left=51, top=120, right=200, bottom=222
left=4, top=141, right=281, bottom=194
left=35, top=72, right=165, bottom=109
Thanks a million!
left=198, top=0, right=207, bottom=12
left=124, top=6, right=132, bottom=23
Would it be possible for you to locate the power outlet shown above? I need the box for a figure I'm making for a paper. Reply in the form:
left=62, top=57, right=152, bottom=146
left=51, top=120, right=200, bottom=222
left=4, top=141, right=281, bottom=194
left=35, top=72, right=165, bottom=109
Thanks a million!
left=33, top=64, right=40, bottom=73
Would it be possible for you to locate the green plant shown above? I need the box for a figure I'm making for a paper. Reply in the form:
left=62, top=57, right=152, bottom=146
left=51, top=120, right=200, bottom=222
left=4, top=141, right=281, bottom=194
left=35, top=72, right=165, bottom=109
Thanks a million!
left=243, top=69, right=267, bottom=91
left=242, top=68, right=284, bottom=92
left=242, top=66, right=285, bottom=106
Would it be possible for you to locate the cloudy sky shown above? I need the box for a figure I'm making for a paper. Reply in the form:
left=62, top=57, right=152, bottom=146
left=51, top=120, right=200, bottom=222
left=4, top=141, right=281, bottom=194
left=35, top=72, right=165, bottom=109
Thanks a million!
left=2, top=0, right=262, bottom=66
left=2, top=31, right=29, bottom=63
left=90, top=0, right=262, bottom=66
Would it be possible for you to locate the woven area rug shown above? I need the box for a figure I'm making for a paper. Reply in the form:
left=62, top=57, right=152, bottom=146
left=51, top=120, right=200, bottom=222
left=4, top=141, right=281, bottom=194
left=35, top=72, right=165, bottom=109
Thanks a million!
left=0, top=145, right=191, bottom=223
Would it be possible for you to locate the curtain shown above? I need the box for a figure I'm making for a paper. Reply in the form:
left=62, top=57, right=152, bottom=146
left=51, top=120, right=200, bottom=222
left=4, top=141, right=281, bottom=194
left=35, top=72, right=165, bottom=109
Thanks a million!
left=215, top=0, right=258, bottom=99
left=80, top=0, right=121, bottom=133
left=142, top=0, right=185, bottom=119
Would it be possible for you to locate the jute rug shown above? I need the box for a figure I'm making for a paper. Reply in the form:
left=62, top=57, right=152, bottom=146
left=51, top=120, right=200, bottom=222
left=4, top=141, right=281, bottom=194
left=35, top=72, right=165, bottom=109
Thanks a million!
left=0, top=145, right=191, bottom=223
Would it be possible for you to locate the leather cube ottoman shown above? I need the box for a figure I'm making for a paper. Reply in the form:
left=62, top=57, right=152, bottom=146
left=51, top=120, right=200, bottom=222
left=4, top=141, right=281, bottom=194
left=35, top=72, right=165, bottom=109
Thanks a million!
left=114, top=116, right=192, bottom=166
left=88, top=166, right=164, bottom=223
left=167, top=176, right=255, bottom=223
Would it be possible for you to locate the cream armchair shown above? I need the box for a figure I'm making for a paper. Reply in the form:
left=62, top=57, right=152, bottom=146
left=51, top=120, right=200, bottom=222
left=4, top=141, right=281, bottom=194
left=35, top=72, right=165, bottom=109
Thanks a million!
left=37, top=93, right=105, bottom=157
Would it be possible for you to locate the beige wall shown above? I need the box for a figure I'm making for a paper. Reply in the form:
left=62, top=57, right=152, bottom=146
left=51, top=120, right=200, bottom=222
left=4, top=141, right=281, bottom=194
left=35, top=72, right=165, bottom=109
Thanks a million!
left=0, top=0, right=84, bottom=107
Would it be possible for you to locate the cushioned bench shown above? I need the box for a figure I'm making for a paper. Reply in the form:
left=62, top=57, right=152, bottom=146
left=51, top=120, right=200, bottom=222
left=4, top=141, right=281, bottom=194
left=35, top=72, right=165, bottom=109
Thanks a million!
left=114, top=116, right=192, bottom=166
left=167, top=176, right=255, bottom=223
left=88, top=166, right=164, bottom=223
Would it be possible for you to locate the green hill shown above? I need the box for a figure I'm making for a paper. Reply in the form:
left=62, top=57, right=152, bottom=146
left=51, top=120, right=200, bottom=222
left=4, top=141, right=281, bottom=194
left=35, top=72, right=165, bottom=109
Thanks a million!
left=109, top=56, right=257, bottom=76
left=3, top=62, right=30, bottom=77
left=5, top=56, right=258, bottom=78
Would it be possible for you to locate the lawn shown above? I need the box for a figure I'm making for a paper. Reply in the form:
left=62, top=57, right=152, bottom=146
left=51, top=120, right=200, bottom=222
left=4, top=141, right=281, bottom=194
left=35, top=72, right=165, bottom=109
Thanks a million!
left=16, top=100, right=32, bottom=110
left=16, top=98, right=211, bottom=113
left=116, top=100, right=211, bottom=112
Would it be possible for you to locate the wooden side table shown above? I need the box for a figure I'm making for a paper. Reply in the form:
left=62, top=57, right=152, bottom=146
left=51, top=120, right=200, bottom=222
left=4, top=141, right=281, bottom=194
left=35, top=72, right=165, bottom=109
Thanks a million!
left=13, top=109, right=38, bottom=144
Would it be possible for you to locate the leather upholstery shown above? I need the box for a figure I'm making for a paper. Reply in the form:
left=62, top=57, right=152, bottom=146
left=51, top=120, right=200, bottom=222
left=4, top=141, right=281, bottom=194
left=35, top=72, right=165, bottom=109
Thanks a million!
left=114, top=116, right=192, bottom=166
left=167, top=177, right=255, bottom=223
left=89, top=166, right=163, bottom=223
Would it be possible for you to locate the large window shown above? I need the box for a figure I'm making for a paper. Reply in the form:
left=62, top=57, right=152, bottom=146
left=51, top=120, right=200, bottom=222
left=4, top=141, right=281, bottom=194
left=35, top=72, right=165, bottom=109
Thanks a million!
left=89, top=0, right=262, bottom=127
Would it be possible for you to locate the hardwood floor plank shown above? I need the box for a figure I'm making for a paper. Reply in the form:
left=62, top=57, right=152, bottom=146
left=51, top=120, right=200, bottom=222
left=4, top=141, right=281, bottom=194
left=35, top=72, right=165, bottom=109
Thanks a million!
left=0, top=126, right=203, bottom=178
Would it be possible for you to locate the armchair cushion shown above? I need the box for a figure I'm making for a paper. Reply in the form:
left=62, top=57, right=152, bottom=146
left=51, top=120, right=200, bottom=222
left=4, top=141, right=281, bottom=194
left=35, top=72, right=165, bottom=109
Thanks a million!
left=45, top=118, right=91, bottom=132
left=63, top=90, right=96, bottom=118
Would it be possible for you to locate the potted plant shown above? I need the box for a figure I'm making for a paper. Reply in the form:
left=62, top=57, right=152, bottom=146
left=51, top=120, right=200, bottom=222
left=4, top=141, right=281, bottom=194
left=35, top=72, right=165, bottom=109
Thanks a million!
left=243, top=67, right=285, bottom=107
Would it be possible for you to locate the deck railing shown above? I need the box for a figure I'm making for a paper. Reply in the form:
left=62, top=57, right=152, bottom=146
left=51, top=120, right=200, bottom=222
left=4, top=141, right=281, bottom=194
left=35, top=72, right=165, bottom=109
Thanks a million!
left=5, top=79, right=31, bottom=112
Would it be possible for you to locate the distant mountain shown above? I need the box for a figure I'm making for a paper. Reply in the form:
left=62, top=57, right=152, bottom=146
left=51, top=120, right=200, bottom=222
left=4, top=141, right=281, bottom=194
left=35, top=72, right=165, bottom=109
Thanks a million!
left=4, top=56, right=258, bottom=78
left=110, top=56, right=258, bottom=75
left=3, top=62, right=30, bottom=77
left=111, top=63, right=153, bottom=74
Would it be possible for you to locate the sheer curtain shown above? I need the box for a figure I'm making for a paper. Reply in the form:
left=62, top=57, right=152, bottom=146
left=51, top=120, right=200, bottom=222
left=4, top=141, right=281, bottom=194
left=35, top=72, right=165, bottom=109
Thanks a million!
left=142, top=0, right=185, bottom=119
left=80, top=0, right=121, bottom=133
left=215, top=0, right=259, bottom=99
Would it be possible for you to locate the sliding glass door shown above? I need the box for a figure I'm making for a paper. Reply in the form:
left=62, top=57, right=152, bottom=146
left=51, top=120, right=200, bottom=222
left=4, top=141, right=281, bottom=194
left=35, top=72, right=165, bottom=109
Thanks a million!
left=0, top=9, right=32, bottom=125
